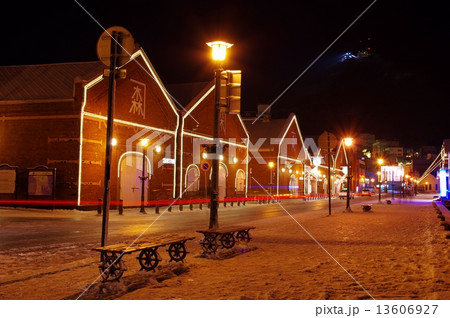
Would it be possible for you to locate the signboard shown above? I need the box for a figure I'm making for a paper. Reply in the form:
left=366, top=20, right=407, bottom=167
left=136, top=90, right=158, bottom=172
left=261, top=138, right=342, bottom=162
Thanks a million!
left=162, top=158, right=175, bottom=165
left=27, top=166, right=56, bottom=197
left=318, top=131, right=338, bottom=153
left=0, top=164, right=17, bottom=194
left=97, top=26, right=135, bottom=67
left=201, top=161, right=210, bottom=172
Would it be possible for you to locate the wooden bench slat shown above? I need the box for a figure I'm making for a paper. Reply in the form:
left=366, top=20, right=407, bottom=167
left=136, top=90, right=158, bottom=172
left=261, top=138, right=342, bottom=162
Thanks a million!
left=196, top=226, right=255, bottom=235
left=93, top=234, right=195, bottom=253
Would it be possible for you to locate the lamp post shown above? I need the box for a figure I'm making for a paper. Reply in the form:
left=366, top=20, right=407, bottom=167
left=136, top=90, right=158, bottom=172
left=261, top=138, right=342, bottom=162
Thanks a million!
left=206, top=41, right=232, bottom=229
left=377, top=158, right=384, bottom=203
left=268, top=161, right=275, bottom=195
left=343, top=137, right=353, bottom=213
left=139, top=138, right=149, bottom=214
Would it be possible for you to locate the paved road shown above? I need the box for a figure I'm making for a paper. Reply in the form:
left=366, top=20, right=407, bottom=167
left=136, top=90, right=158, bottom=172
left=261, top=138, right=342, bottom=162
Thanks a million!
left=0, top=195, right=378, bottom=250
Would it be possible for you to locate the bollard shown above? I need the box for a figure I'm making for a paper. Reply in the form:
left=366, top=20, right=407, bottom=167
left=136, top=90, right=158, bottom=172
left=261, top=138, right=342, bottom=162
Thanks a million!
left=118, top=199, right=123, bottom=215
left=179, top=204, right=183, bottom=211
left=168, top=205, right=172, bottom=212
left=231, top=201, right=234, bottom=207
left=238, top=201, right=240, bottom=207
left=155, top=205, right=159, bottom=214
left=97, top=199, right=102, bottom=215
left=243, top=201, right=246, bottom=206
left=190, top=203, right=193, bottom=211
left=199, top=203, right=202, bottom=210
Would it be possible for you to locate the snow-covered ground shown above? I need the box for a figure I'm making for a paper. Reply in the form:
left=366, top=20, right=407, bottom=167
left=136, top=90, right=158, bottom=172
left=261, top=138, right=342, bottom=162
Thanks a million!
left=1, top=194, right=449, bottom=301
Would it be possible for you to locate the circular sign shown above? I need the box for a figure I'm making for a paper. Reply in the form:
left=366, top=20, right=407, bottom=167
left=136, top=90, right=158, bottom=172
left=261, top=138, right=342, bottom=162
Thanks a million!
left=318, top=131, right=338, bottom=152
left=201, top=161, right=210, bottom=172
left=97, top=26, right=135, bottom=67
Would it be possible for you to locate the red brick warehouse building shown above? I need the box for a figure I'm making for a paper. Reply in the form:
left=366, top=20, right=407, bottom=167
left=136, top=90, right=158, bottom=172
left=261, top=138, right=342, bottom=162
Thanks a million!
left=244, top=110, right=311, bottom=198
left=0, top=48, right=180, bottom=208
left=170, top=79, right=249, bottom=201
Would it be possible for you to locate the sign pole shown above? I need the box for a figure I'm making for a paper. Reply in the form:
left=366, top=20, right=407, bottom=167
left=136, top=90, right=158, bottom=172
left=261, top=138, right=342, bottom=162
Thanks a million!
left=101, top=31, right=119, bottom=247
left=327, top=132, right=332, bottom=216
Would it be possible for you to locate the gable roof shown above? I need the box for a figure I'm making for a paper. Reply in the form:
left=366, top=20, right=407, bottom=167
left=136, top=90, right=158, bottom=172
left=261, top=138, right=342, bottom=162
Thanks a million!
left=166, top=81, right=210, bottom=110
left=244, top=113, right=297, bottom=142
left=0, top=61, right=105, bottom=101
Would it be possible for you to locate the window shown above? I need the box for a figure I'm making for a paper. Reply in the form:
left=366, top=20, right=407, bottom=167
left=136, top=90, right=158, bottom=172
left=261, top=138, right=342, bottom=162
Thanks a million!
left=236, top=170, right=245, bottom=192
left=186, top=165, right=199, bottom=192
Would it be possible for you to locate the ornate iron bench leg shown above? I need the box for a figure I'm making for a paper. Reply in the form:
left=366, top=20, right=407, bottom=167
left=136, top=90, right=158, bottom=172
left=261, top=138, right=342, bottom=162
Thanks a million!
left=219, top=232, right=236, bottom=249
left=200, top=233, right=219, bottom=254
left=167, top=240, right=189, bottom=262
left=137, top=248, right=161, bottom=271
left=236, top=229, right=252, bottom=243
left=99, top=251, right=127, bottom=282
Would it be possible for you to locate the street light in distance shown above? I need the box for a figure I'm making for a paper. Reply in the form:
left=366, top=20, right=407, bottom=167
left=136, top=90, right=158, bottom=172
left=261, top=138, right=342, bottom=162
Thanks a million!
left=377, top=158, right=384, bottom=203
left=343, top=137, right=353, bottom=213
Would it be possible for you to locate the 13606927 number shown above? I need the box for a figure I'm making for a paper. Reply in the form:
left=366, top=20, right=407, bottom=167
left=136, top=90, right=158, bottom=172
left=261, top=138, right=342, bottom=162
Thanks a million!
left=376, top=305, right=438, bottom=315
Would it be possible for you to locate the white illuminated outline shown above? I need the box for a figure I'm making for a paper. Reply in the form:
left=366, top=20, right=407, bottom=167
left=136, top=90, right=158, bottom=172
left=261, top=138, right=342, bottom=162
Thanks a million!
left=439, top=169, right=447, bottom=197
left=78, top=75, right=103, bottom=205
left=275, top=114, right=311, bottom=197
left=184, top=164, right=201, bottom=190
left=117, top=151, right=151, bottom=178
left=78, top=49, right=180, bottom=205
left=179, top=81, right=249, bottom=198
left=235, top=168, right=246, bottom=191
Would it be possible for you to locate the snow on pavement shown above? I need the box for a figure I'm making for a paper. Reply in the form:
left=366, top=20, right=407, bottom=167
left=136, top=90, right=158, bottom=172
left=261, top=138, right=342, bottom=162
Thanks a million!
left=0, top=195, right=449, bottom=300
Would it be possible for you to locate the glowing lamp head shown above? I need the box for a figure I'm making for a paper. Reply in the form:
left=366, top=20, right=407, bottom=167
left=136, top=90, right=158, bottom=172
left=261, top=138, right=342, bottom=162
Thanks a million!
left=111, top=138, right=118, bottom=146
left=202, top=152, right=208, bottom=159
left=377, top=158, right=384, bottom=165
left=268, top=161, right=275, bottom=168
left=207, top=41, right=233, bottom=61
left=233, top=157, right=238, bottom=164
left=141, top=138, right=150, bottom=148
left=343, top=137, right=353, bottom=147
left=155, top=145, right=162, bottom=153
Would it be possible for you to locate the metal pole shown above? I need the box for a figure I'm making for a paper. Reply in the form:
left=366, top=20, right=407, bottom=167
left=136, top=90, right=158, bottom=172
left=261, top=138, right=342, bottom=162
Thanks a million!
left=378, top=170, right=382, bottom=203
left=101, top=31, right=119, bottom=247
left=139, top=146, right=147, bottom=214
left=209, top=66, right=221, bottom=229
left=392, top=180, right=395, bottom=200
left=327, top=133, right=332, bottom=215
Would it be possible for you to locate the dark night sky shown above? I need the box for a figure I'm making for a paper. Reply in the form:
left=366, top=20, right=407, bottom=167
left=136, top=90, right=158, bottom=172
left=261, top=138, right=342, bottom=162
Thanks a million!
left=1, top=1, right=449, bottom=149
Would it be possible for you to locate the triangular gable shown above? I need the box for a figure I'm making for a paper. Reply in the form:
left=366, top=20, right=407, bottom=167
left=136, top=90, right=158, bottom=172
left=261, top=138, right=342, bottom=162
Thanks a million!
left=181, top=80, right=248, bottom=145
left=82, top=49, right=179, bottom=133
left=277, top=113, right=311, bottom=164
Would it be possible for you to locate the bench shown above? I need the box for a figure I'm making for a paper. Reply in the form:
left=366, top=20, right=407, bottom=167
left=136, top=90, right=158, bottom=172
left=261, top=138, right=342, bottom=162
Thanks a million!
left=93, top=234, right=195, bottom=281
left=196, top=225, right=256, bottom=254
left=362, top=204, right=372, bottom=212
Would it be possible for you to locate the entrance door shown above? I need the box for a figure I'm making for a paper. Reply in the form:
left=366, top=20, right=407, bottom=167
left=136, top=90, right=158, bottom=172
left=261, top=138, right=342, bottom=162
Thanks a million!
left=218, top=164, right=227, bottom=199
left=289, top=174, right=298, bottom=196
left=120, top=153, right=149, bottom=206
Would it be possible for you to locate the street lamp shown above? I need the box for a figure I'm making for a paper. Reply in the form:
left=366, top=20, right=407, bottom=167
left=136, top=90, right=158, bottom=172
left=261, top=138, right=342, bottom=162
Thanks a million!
left=206, top=40, right=232, bottom=229
left=343, top=137, right=353, bottom=212
left=268, top=161, right=275, bottom=195
left=139, top=138, right=149, bottom=214
left=377, top=158, right=384, bottom=203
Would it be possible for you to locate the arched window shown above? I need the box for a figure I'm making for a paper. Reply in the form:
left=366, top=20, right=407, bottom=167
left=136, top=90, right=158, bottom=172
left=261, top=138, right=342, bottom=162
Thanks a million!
left=236, top=169, right=246, bottom=192
left=185, top=165, right=200, bottom=192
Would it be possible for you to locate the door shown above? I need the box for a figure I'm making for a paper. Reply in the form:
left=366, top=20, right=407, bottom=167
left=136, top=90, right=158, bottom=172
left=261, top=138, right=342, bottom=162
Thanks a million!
left=119, top=152, right=149, bottom=206
left=218, top=164, right=227, bottom=199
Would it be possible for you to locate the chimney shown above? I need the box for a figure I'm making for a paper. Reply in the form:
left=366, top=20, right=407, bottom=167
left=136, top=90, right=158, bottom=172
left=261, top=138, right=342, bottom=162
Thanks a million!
left=257, top=104, right=271, bottom=122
